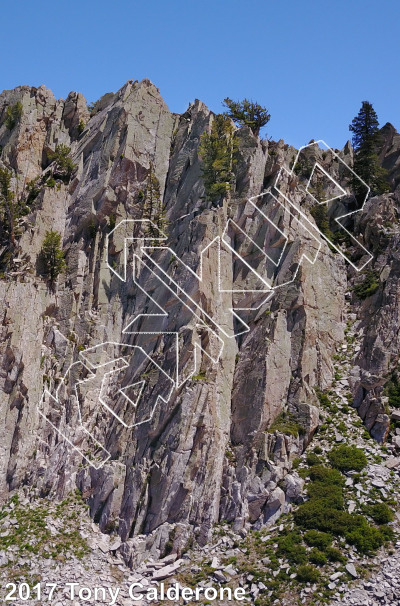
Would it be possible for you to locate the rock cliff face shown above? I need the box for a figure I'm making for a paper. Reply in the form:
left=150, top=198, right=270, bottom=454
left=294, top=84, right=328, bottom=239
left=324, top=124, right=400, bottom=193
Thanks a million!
left=0, top=79, right=399, bottom=568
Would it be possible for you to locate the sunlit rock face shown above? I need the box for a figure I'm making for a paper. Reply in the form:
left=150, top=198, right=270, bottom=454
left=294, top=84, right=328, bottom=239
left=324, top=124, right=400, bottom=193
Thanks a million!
left=0, top=79, right=399, bottom=563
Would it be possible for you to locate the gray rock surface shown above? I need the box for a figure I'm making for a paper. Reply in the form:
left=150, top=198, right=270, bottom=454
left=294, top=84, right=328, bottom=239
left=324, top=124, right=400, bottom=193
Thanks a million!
left=0, top=79, right=400, bottom=605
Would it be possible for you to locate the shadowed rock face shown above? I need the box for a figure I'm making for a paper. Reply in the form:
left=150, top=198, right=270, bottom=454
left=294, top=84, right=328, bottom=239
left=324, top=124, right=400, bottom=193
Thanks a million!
left=0, top=78, right=399, bottom=564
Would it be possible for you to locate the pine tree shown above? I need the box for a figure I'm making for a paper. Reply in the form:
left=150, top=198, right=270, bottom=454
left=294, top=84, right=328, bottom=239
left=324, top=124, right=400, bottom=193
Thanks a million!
left=0, top=167, right=17, bottom=245
left=199, top=114, right=237, bottom=202
left=40, top=230, right=65, bottom=285
left=5, top=102, right=23, bottom=130
left=222, top=98, right=270, bottom=136
left=47, top=144, right=76, bottom=181
left=349, top=101, right=389, bottom=196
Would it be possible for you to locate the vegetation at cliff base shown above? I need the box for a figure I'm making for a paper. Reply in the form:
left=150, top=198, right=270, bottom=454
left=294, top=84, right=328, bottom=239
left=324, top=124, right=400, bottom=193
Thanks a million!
left=0, top=492, right=90, bottom=586
left=364, top=502, right=394, bottom=524
left=328, top=444, right=368, bottom=472
left=293, top=460, right=394, bottom=554
left=385, top=373, right=400, bottom=408
left=222, top=97, right=270, bottom=136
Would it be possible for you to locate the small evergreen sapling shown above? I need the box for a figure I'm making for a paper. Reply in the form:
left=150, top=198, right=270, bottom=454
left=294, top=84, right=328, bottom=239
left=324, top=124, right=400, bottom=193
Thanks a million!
left=47, top=144, right=76, bottom=181
left=40, top=230, right=65, bottom=285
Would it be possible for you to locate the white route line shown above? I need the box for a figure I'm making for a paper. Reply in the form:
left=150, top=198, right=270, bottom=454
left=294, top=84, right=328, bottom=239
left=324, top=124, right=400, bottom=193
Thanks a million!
left=247, top=190, right=322, bottom=291
left=38, top=344, right=175, bottom=469
left=306, top=161, right=347, bottom=205
left=38, top=141, right=373, bottom=469
left=38, top=360, right=111, bottom=470
left=274, top=140, right=373, bottom=271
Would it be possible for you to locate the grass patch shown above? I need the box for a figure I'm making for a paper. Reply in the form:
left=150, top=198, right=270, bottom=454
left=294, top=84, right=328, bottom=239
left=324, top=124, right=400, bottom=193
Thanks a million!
left=315, top=388, right=338, bottom=413
left=267, top=411, right=305, bottom=437
left=0, top=492, right=90, bottom=575
left=192, top=370, right=207, bottom=380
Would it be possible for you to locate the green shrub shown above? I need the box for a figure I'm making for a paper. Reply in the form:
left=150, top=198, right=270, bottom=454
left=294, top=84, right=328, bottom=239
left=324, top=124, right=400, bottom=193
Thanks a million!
left=354, top=270, right=379, bottom=299
left=86, top=218, right=98, bottom=240
left=199, top=114, right=237, bottom=202
left=192, top=370, right=207, bottom=380
left=0, top=167, right=32, bottom=244
left=378, top=525, right=395, bottom=542
left=277, top=531, right=307, bottom=564
left=325, top=546, right=347, bottom=563
left=296, top=564, right=320, bottom=584
left=0, top=166, right=17, bottom=244
left=345, top=520, right=387, bottom=553
left=295, top=502, right=341, bottom=532
left=292, top=457, right=301, bottom=469
left=307, top=482, right=344, bottom=510
left=309, top=465, right=344, bottom=486
left=315, top=388, right=331, bottom=407
left=310, top=202, right=334, bottom=241
left=304, top=530, right=332, bottom=550
left=308, top=548, right=327, bottom=566
left=5, top=101, right=23, bottom=129
left=78, top=119, right=86, bottom=135
left=142, top=162, right=168, bottom=242
left=328, top=445, right=367, bottom=472
left=48, top=144, right=76, bottom=180
left=293, top=462, right=391, bottom=555
left=108, top=213, right=116, bottom=231
left=306, top=452, right=322, bottom=467
left=385, top=374, right=400, bottom=409
left=364, top=502, right=394, bottom=524
left=26, top=178, right=41, bottom=205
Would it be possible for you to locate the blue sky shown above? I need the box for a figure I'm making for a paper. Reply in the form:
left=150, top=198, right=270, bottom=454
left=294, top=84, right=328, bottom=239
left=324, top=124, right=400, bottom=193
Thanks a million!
left=4, top=0, right=399, bottom=148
